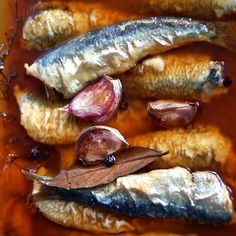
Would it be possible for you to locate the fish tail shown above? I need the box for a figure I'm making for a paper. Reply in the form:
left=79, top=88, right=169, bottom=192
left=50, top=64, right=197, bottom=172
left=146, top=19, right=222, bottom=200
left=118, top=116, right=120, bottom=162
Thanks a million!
left=22, top=170, right=52, bottom=183
left=32, top=180, right=55, bottom=201
left=213, top=21, right=236, bottom=52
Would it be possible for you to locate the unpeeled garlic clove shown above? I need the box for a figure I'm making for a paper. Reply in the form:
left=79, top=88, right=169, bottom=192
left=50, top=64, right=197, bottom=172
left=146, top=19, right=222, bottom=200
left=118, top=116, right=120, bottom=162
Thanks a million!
left=76, top=125, right=129, bottom=165
left=148, top=100, right=199, bottom=128
left=60, top=75, right=122, bottom=123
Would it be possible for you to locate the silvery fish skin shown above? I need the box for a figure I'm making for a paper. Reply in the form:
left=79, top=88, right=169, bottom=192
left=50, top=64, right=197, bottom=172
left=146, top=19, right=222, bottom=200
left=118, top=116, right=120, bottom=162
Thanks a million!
left=22, top=8, right=128, bottom=50
left=33, top=182, right=135, bottom=233
left=121, top=49, right=230, bottom=102
left=35, top=167, right=233, bottom=224
left=128, top=125, right=236, bottom=174
left=14, top=86, right=89, bottom=145
left=25, top=17, right=236, bottom=99
left=147, top=0, right=236, bottom=20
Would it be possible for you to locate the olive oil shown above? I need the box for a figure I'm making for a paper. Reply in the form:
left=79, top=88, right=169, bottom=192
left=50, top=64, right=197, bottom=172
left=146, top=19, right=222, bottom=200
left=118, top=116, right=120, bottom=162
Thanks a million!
left=1, top=0, right=236, bottom=235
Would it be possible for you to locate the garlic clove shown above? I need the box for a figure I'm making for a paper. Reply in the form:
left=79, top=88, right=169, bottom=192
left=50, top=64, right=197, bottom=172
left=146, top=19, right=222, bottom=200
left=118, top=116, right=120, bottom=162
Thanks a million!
left=60, top=75, right=122, bottom=123
left=148, top=100, right=199, bottom=128
left=94, top=77, right=122, bottom=123
left=76, top=125, right=129, bottom=165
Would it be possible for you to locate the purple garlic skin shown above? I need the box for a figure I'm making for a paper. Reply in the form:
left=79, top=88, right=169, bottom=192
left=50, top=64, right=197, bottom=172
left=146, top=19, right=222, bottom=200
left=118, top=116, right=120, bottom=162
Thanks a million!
left=148, top=100, right=199, bottom=128
left=76, top=126, right=129, bottom=165
left=60, top=75, right=122, bottom=123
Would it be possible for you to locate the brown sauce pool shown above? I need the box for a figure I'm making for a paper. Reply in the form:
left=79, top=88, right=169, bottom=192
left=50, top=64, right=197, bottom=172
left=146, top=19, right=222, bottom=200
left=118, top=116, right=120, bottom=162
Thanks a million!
left=1, top=0, right=236, bottom=235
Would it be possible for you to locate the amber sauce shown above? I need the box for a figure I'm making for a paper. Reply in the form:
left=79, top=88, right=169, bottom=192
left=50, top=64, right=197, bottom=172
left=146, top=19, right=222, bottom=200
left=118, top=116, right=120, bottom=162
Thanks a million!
left=1, top=0, right=236, bottom=235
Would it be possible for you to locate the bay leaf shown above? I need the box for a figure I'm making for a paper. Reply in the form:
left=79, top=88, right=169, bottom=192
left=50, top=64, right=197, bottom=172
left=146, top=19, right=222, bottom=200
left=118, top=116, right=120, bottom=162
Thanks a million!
left=23, top=147, right=167, bottom=189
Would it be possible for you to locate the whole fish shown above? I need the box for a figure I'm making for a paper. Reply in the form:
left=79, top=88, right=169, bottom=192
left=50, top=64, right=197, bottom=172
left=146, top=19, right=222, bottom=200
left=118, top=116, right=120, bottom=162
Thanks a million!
left=32, top=167, right=233, bottom=224
left=14, top=86, right=89, bottom=145
left=121, top=49, right=232, bottom=102
left=147, top=0, right=236, bottom=20
left=25, top=17, right=236, bottom=98
left=23, top=8, right=131, bottom=50
left=33, top=181, right=135, bottom=233
left=128, top=125, right=236, bottom=174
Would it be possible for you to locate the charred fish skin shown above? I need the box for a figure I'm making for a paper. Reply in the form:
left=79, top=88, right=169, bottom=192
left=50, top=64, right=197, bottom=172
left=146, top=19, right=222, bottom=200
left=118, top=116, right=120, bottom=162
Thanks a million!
left=39, top=167, right=233, bottom=224
left=26, top=17, right=220, bottom=99
left=128, top=125, right=235, bottom=173
left=147, top=0, right=236, bottom=20
left=121, top=50, right=229, bottom=102
left=14, top=86, right=88, bottom=145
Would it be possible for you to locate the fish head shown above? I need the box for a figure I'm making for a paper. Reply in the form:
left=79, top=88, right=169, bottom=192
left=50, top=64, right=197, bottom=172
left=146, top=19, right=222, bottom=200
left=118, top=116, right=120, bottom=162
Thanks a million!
left=202, top=61, right=232, bottom=102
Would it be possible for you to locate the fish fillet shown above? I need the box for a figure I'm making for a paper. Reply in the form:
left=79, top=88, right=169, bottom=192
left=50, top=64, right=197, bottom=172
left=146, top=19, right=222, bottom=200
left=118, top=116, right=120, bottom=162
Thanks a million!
left=22, top=8, right=130, bottom=50
left=33, top=181, right=135, bottom=233
left=147, top=0, right=236, bottom=20
left=128, top=125, right=236, bottom=173
left=121, top=48, right=229, bottom=102
left=32, top=167, right=233, bottom=224
left=14, top=86, right=89, bottom=145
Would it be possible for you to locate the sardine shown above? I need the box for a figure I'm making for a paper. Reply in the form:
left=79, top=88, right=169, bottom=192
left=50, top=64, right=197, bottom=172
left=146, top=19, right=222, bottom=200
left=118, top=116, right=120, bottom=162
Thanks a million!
left=32, top=167, right=233, bottom=224
left=22, top=9, right=89, bottom=50
left=14, top=86, right=152, bottom=144
left=121, top=49, right=231, bottom=102
left=32, top=181, right=135, bottom=233
left=22, top=8, right=128, bottom=50
left=147, top=0, right=236, bottom=20
left=128, top=125, right=236, bottom=174
left=14, top=86, right=89, bottom=145
left=25, top=17, right=236, bottom=98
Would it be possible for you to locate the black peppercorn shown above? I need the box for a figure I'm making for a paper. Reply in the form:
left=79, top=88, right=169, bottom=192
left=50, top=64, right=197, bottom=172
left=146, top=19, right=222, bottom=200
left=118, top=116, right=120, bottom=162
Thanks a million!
left=10, top=71, right=17, bottom=79
left=28, top=146, right=40, bottom=161
left=223, top=76, right=232, bottom=87
left=120, top=101, right=129, bottom=110
left=28, top=145, right=49, bottom=161
left=104, top=155, right=116, bottom=167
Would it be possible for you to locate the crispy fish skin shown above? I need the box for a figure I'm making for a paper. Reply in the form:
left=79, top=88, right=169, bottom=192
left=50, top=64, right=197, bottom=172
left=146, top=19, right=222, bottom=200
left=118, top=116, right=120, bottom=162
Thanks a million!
left=121, top=50, right=228, bottom=102
left=35, top=167, right=233, bottom=224
left=25, top=17, right=236, bottom=99
left=147, top=0, right=236, bottom=20
left=33, top=181, right=135, bottom=233
left=128, top=125, right=235, bottom=173
left=14, top=86, right=88, bottom=145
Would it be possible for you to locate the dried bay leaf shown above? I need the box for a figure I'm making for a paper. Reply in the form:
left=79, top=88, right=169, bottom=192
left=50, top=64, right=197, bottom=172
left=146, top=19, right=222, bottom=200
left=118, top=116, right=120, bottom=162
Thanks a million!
left=23, top=147, right=168, bottom=189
